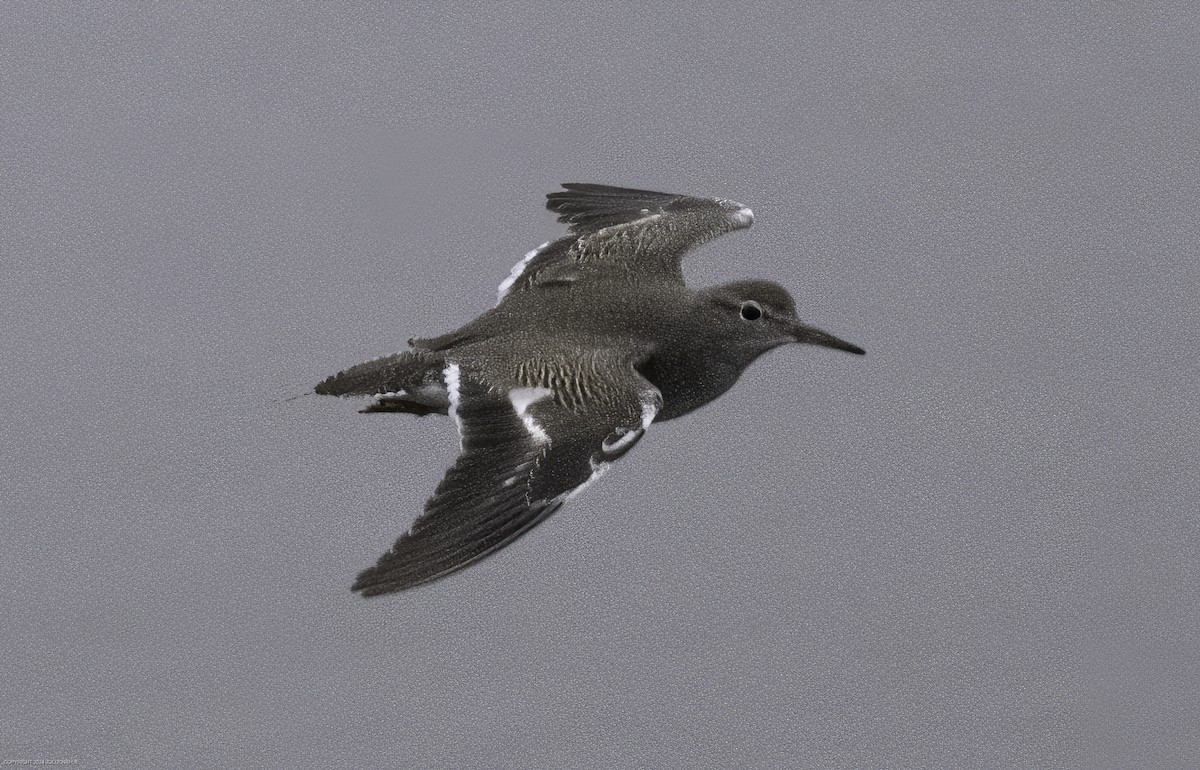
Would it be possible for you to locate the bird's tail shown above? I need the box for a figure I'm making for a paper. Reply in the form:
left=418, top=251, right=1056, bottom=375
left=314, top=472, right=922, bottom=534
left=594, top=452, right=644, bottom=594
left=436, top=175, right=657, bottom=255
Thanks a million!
left=315, top=349, right=449, bottom=416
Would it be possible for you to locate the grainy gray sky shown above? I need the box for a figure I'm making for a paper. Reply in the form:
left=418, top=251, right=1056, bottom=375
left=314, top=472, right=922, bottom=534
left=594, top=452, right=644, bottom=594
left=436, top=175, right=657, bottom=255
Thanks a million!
left=3, top=3, right=1198, bottom=768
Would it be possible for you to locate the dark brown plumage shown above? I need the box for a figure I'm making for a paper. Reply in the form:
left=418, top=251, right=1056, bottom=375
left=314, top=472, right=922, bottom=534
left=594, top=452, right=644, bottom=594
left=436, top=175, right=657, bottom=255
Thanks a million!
left=316, top=184, right=864, bottom=596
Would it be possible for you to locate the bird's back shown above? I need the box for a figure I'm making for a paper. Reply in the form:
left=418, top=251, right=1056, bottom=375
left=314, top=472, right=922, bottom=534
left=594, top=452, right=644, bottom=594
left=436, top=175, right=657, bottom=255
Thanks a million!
left=418, top=278, right=673, bottom=389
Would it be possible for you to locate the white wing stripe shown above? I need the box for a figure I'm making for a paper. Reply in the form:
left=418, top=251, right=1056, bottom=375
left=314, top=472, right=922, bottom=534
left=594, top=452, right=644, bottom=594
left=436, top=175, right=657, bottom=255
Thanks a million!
left=593, top=212, right=662, bottom=238
left=444, top=363, right=463, bottom=447
left=507, top=387, right=554, bottom=444
left=496, top=241, right=551, bottom=304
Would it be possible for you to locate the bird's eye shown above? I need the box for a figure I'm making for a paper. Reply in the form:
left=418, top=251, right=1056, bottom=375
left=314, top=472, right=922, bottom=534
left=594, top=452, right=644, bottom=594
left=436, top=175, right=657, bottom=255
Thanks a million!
left=739, top=300, right=763, bottom=321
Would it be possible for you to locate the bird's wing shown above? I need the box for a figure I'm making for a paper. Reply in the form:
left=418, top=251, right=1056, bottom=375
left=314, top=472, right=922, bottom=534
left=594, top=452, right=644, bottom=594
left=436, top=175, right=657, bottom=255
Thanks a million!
left=548, top=183, right=753, bottom=241
left=495, top=183, right=754, bottom=302
left=352, top=359, right=662, bottom=596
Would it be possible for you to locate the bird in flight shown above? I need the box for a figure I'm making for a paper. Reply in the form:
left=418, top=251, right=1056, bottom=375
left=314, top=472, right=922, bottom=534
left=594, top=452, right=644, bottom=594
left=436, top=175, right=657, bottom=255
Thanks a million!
left=317, top=183, right=864, bottom=596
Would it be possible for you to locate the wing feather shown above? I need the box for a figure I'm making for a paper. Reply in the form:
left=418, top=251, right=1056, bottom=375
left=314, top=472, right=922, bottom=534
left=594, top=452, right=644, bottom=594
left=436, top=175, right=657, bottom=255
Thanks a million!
left=496, top=183, right=754, bottom=302
left=352, top=363, right=662, bottom=596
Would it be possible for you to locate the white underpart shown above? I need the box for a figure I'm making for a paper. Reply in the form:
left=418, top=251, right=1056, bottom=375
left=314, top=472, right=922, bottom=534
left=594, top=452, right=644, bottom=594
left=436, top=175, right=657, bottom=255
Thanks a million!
left=496, top=241, right=550, bottom=304
left=444, top=363, right=463, bottom=447
left=508, top=386, right=553, bottom=444
left=601, top=427, right=640, bottom=455
left=639, top=392, right=660, bottom=429
left=370, top=388, right=407, bottom=406
left=566, top=458, right=612, bottom=501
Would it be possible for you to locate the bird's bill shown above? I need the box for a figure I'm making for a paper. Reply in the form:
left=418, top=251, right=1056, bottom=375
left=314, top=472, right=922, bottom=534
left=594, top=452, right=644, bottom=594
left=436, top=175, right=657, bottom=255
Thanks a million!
left=792, top=322, right=865, bottom=355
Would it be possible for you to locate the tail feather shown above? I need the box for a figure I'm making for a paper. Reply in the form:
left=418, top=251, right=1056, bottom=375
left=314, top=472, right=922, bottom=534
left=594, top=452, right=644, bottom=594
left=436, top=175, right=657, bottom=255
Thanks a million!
left=315, top=349, right=442, bottom=398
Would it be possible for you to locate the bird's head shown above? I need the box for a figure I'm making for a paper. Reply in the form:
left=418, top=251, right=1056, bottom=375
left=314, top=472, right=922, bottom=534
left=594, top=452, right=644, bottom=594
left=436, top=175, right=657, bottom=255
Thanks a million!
left=699, top=279, right=865, bottom=360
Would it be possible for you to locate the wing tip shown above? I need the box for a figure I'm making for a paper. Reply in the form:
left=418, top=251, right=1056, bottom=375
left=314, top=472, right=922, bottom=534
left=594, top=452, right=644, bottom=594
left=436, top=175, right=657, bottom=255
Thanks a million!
left=351, top=561, right=437, bottom=597
left=352, top=574, right=403, bottom=597
left=547, top=184, right=755, bottom=234
left=545, top=183, right=680, bottom=232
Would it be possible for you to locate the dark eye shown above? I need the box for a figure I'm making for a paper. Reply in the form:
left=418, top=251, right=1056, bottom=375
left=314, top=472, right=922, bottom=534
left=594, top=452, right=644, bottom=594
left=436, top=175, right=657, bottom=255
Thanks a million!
left=739, top=300, right=762, bottom=321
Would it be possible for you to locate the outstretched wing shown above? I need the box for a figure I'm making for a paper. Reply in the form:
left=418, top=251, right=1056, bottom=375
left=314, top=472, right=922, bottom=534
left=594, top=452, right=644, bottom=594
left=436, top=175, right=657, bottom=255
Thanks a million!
left=352, top=360, right=662, bottom=596
left=496, top=183, right=754, bottom=302
left=547, top=183, right=754, bottom=240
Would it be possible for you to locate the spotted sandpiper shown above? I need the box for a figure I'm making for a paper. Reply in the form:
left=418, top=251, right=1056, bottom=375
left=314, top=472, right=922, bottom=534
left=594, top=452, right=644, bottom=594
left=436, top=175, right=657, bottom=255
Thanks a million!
left=317, top=183, right=864, bottom=596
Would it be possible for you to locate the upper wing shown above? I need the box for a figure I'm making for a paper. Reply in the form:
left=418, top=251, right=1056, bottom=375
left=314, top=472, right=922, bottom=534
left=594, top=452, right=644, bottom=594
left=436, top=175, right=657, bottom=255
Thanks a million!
left=547, top=183, right=753, bottom=239
left=352, top=360, right=662, bottom=596
left=496, top=183, right=754, bottom=302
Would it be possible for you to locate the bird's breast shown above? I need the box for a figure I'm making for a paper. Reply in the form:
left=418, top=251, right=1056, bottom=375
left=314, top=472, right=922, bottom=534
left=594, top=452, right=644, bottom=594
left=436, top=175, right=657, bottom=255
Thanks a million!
left=638, top=347, right=743, bottom=422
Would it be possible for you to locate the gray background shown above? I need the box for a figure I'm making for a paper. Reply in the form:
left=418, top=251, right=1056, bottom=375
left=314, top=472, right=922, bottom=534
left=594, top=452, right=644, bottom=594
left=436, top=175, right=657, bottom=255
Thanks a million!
left=3, top=3, right=1198, bottom=768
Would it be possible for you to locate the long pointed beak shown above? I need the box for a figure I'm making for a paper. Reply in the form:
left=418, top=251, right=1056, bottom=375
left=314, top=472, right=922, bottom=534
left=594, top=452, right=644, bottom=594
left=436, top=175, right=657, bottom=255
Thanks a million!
left=792, top=322, right=865, bottom=355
